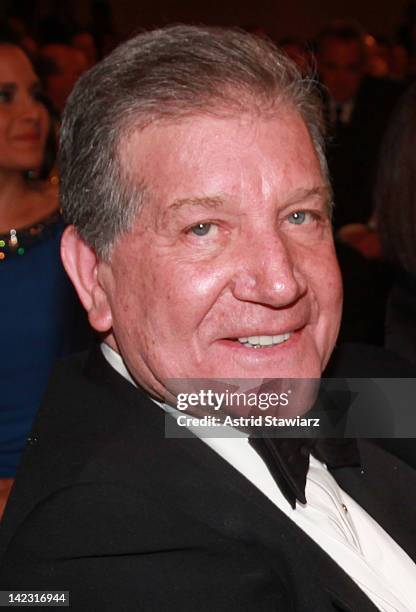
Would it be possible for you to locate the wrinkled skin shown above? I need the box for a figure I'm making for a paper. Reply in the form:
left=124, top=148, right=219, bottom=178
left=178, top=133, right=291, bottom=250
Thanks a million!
left=63, top=108, right=343, bottom=402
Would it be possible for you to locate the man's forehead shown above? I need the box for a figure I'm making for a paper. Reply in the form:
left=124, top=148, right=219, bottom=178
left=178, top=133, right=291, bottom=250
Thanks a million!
left=119, top=105, right=314, bottom=173
left=117, top=114, right=328, bottom=236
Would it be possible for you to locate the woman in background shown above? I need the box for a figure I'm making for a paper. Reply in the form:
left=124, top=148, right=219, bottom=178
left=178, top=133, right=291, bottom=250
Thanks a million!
left=372, top=83, right=416, bottom=469
left=0, top=33, right=89, bottom=516
left=375, top=82, right=416, bottom=367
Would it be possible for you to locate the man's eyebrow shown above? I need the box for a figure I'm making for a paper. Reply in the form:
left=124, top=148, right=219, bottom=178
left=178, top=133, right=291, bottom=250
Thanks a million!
left=167, top=187, right=329, bottom=211
left=159, top=187, right=331, bottom=226
left=160, top=196, right=226, bottom=225
left=283, top=186, right=332, bottom=210
left=168, top=195, right=226, bottom=212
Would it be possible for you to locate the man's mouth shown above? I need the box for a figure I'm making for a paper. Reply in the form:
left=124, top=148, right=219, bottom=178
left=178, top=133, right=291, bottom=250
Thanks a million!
left=236, top=333, right=292, bottom=348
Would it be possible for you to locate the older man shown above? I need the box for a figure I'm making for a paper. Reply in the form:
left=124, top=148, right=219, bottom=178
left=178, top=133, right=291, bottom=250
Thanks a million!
left=0, top=26, right=415, bottom=611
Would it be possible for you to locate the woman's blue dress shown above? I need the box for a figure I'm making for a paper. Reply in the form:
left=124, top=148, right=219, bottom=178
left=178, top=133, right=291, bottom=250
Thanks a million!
left=0, top=212, right=90, bottom=477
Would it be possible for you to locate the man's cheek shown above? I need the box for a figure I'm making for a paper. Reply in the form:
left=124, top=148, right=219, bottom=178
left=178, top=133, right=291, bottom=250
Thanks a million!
left=190, top=273, right=223, bottom=296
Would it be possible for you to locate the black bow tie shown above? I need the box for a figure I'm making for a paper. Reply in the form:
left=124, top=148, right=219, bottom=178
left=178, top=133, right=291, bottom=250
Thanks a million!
left=249, top=437, right=361, bottom=509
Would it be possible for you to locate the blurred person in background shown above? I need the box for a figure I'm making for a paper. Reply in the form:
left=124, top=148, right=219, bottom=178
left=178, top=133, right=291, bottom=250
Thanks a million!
left=365, top=35, right=391, bottom=79
left=389, top=43, right=410, bottom=82
left=36, top=15, right=90, bottom=118
left=4, top=15, right=37, bottom=58
left=0, top=27, right=89, bottom=518
left=316, top=20, right=403, bottom=230
left=375, top=83, right=416, bottom=367
left=365, top=35, right=409, bottom=83
left=38, top=43, right=88, bottom=117
left=371, top=82, right=416, bottom=470
left=71, top=29, right=97, bottom=70
left=279, top=37, right=312, bottom=76
left=316, top=22, right=401, bottom=346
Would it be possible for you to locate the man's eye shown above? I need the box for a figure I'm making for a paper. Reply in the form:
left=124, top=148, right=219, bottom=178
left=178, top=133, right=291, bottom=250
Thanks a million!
left=288, top=211, right=307, bottom=225
left=189, top=222, right=213, bottom=236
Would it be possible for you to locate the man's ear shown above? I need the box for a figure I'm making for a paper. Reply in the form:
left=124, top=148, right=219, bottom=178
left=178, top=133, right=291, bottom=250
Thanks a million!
left=61, top=225, right=113, bottom=332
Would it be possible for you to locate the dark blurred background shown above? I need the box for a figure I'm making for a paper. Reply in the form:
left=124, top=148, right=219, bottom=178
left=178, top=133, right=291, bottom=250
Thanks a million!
left=1, top=0, right=409, bottom=41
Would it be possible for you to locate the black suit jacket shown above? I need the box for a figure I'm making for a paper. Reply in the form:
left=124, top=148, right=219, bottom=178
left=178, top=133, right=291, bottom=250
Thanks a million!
left=0, top=348, right=415, bottom=611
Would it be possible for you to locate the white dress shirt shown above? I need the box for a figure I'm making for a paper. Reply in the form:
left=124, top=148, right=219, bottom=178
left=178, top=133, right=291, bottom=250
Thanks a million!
left=101, top=343, right=416, bottom=612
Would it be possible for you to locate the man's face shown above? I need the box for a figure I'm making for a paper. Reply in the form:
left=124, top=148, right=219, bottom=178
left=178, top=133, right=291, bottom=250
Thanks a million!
left=98, top=109, right=342, bottom=399
left=318, top=38, right=364, bottom=103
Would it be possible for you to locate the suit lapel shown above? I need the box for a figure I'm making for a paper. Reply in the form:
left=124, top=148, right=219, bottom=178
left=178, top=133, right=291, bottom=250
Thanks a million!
left=85, top=349, right=381, bottom=611
left=162, top=424, right=378, bottom=611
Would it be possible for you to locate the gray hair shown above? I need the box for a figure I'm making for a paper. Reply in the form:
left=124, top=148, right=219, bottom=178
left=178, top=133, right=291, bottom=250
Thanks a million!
left=60, top=24, right=328, bottom=260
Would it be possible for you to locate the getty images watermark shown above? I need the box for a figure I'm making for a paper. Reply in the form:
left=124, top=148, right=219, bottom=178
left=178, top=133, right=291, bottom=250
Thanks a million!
left=163, top=378, right=324, bottom=437
left=164, top=377, right=416, bottom=438
left=174, top=388, right=320, bottom=430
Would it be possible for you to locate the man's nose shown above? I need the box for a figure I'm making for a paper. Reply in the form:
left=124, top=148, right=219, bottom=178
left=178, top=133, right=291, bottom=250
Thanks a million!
left=230, top=232, right=307, bottom=307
